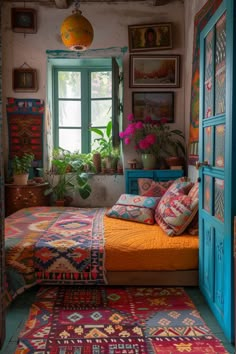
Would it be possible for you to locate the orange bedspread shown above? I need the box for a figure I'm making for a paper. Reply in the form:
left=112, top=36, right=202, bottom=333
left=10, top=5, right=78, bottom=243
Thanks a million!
left=104, top=215, right=199, bottom=271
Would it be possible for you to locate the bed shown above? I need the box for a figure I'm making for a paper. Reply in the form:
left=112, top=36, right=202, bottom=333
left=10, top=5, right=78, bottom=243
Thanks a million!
left=4, top=202, right=199, bottom=306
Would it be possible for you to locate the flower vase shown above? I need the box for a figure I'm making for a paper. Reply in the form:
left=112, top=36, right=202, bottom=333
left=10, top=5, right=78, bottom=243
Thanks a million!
left=141, top=154, right=156, bottom=170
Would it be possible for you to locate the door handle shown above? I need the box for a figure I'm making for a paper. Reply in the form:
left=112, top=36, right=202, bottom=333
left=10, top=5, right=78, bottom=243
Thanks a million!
left=195, top=160, right=209, bottom=170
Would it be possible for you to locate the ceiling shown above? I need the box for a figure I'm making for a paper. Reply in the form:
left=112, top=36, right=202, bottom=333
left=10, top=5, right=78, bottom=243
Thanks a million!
left=3, top=0, right=182, bottom=8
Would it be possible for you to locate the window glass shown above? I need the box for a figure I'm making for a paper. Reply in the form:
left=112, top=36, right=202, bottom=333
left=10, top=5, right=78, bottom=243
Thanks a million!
left=91, top=130, right=106, bottom=151
left=91, top=99, right=112, bottom=127
left=59, top=129, right=81, bottom=152
left=58, top=71, right=81, bottom=99
left=54, top=65, right=114, bottom=153
left=91, top=71, right=112, bottom=98
left=59, top=101, right=81, bottom=127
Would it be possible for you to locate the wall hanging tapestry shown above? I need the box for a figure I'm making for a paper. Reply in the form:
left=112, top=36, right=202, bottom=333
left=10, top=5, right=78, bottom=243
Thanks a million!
left=15, top=286, right=228, bottom=353
left=6, top=98, right=44, bottom=164
left=188, top=0, right=223, bottom=165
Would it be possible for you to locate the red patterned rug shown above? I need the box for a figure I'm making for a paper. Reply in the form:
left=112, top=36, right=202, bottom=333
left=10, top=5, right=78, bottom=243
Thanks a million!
left=15, top=286, right=229, bottom=353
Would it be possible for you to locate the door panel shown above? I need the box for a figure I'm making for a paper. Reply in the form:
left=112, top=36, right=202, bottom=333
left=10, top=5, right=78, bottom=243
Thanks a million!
left=199, top=1, right=234, bottom=342
left=0, top=2, right=5, bottom=348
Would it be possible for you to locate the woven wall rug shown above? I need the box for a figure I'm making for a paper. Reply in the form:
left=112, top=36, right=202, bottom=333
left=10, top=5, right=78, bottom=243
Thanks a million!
left=15, top=286, right=229, bottom=353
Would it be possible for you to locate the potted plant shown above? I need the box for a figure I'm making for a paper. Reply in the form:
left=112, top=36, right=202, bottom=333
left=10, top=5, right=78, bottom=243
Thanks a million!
left=119, top=114, right=186, bottom=169
left=45, top=148, right=92, bottom=205
left=11, top=153, right=35, bottom=185
left=90, top=120, right=120, bottom=172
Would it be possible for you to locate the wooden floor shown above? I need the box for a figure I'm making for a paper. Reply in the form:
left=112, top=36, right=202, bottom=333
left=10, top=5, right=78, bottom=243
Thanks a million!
left=0, top=286, right=235, bottom=354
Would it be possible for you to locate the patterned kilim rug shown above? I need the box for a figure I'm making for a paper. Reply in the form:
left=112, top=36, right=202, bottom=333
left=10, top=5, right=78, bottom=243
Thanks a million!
left=15, top=286, right=229, bottom=353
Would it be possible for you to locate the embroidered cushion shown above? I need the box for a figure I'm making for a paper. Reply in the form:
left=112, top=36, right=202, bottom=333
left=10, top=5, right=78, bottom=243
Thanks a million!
left=162, top=177, right=194, bottom=197
left=154, top=177, right=197, bottom=236
left=138, top=178, right=174, bottom=197
left=186, top=212, right=199, bottom=236
left=155, top=193, right=199, bottom=236
left=106, top=194, right=160, bottom=224
left=185, top=182, right=199, bottom=235
left=188, top=181, right=199, bottom=200
left=106, top=204, right=157, bottom=224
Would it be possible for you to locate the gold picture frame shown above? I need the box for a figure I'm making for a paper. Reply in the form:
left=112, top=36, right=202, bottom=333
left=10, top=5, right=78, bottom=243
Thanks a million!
left=130, top=54, right=180, bottom=88
left=132, top=91, right=174, bottom=123
left=128, top=23, right=172, bottom=52
left=13, top=68, right=38, bottom=92
left=11, top=8, right=37, bottom=33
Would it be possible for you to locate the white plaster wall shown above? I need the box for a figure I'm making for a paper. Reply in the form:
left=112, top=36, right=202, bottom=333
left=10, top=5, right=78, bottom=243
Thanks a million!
left=72, top=174, right=125, bottom=207
left=1, top=0, right=220, bottom=199
left=1, top=0, right=185, bottom=206
left=2, top=1, right=184, bottom=163
left=184, top=0, right=207, bottom=181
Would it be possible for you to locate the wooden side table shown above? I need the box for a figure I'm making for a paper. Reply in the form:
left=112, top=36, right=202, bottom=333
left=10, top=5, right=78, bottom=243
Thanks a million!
left=5, top=183, right=50, bottom=216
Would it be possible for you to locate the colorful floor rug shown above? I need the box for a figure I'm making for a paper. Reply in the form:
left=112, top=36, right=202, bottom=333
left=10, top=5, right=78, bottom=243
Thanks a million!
left=15, top=286, right=229, bottom=353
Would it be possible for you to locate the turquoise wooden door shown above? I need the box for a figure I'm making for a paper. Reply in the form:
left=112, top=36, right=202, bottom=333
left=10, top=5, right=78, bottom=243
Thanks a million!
left=198, top=0, right=235, bottom=342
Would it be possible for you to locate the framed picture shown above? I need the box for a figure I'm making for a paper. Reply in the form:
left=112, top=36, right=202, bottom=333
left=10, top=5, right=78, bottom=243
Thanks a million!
left=130, top=54, right=180, bottom=88
left=13, top=68, right=38, bottom=92
left=128, top=23, right=172, bottom=52
left=11, top=8, right=37, bottom=33
left=132, top=92, right=174, bottom=123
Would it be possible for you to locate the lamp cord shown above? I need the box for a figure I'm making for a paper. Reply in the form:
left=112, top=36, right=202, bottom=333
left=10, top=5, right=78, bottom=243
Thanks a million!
left=74, top=0, right=80, bottom=13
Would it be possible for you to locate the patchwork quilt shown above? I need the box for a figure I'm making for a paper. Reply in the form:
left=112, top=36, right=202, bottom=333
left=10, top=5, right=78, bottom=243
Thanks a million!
left=5, top=206, right=107, bottom=306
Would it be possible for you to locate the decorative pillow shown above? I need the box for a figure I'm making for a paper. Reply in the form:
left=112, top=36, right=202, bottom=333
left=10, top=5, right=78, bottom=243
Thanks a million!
left=106, top=194, right=160, bottom=224
left=154, top=177, right=197, bottom=236
left=138, top=178, right=174, bottom=197
left=188, top=181, right=199, bottom=200
left=161, top=177, right=194, bottom=198
left=115, top=194, right=159, bottom=209
left=155, top=193, right=199, bottom=236
left=185, top=182, right=199, bottom=235
left=106, top=204, right=157, bottom=224
left=186, top=212, right=199, bottom=236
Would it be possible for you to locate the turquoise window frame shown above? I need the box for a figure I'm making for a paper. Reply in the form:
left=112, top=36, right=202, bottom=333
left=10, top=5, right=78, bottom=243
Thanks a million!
left=51, top=58, right=113, bottom=153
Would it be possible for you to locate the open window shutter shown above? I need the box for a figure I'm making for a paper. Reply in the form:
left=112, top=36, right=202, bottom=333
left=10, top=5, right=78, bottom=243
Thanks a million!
left=112, top=57, right=123, bottom=147
left=0, top=2, right=6, bottom=348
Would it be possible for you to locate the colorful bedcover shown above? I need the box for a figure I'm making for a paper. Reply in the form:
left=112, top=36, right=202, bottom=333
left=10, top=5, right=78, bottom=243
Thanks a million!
left=5, top=206, right=107, bottom=306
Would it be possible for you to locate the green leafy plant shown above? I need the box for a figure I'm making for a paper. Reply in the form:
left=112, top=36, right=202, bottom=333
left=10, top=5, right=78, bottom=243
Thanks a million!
left=90, top=121, right=120, bottom=171
left=90, top=120, right=113, bottom=157
left=45, top=148, right=91, bottom=202
left=119, top=114, right=186, bottom=159
left=12, top=153, right=35, bottom=175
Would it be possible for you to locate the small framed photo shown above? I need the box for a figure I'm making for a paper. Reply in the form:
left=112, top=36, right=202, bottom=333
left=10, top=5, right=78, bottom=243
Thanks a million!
left=132, top=92, right=174, bottom=123
left=130, top=54, right=180, bottom=88
left=13, top=68, right=38, bottom=92
left=11, top=8, right=37, bottom=33
left=128, top=23, right=172, bottom=53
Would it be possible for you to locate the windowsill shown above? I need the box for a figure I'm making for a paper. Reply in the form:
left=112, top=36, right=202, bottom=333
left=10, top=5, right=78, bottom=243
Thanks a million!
left=88, top=172, right=124, bottom=176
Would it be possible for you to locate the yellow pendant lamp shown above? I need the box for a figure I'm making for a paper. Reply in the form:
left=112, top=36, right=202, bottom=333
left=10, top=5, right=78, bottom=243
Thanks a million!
left=60, top=0, right=94, bottom=51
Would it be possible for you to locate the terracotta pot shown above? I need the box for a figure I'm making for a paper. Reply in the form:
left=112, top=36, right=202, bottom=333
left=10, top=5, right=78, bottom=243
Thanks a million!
left=93, top=152, right=101, bottom=173
left=165, top=156, right=185, bottom=168
left=13, top=173, right=29, bottom=185
left=55, top=200, right=66, bottom=207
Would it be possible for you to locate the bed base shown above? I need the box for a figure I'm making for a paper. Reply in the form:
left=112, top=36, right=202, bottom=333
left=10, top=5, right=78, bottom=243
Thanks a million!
left=106, top=270, right=199, bottom=286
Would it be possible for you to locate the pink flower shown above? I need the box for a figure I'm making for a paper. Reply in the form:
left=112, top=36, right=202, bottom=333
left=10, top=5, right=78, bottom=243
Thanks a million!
left=144, top=116, right=153, bottom=123
left=146, top=134, right=156, bottom=145
left=125, top=123, right=136, bottom=135
left=124, top=137, right=131, bottom=145
left=139, top=139, right=150, bottom=150
left=135, top=121, right=143, bottom=129
left=127, top=113, right=134, bottom=121
left=160, top=118, right=168, bottom=124
left=119, top=113, right=177, bottom=155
